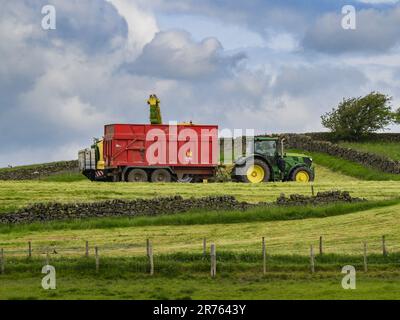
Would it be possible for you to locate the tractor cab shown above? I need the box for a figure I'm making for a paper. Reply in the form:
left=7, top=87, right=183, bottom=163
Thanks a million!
left=232, top=136, right=314, bottom=183
left=251, top=137, right=281, bottom=157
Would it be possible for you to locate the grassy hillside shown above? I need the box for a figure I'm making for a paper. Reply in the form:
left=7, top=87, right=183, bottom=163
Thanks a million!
left=290, top=149, right=400, bottom=181
left=1, top=179, right=400, bottom=213
left=1, top=201, right=400, bottom=299
left=1, top=159, right=399, bottom=299
left=339, top=141, right=400, bottom=161
left=0, top=161, right=76, bottom=173
left=2, top=202, right=400, bottom=257
left=1, top=199, right=397, bottom=234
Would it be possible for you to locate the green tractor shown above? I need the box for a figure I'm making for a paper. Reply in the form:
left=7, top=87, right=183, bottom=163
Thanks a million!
left=231, top=136, right=314, bottom=183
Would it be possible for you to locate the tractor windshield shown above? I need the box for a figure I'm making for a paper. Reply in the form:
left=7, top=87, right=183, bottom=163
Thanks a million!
left=254, top=140, right=277, bottom=156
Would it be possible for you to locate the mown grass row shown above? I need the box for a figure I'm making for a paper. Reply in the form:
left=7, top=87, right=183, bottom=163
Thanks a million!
left=1, top=199, right=398, bottom=234
left=290, top=149, right=400, bottom=181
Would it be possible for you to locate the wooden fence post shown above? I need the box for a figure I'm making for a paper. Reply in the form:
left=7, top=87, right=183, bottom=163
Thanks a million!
left=203, top=238, right=207, bottom=258
left=85, top=241, right=89, bottom=258
left=148, top=242, right=154, bottom=276
left=319, top=236, right=323, bottom=255
left=0, top=249, right=4, bottom=274
left=382, top=235, right=387, bottom=257
left=363, top=241, right=368, bottom=272
left=28, top=241, right=32, bottom=258
left=45, top=248, right=49, bottom=265
left=210, top=244, right=216, bottom=278
left=146, top=239, right=150, bottom=257
left=311, top=185, right=315, bottom=196
left=310, top=245, right=315, bottom=273
left=95, top=246, right=99, bottom=273
left=262, top=237, right=266, bottom=274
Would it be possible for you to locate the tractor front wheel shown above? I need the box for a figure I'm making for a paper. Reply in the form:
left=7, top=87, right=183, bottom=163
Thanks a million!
left=241, top=159, right=270, bottom=183
left=290, top=167, right=314, bottom=182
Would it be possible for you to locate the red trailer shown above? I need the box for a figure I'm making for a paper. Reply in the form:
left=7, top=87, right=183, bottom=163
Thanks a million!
left=94, top=123, right=218, bottom=182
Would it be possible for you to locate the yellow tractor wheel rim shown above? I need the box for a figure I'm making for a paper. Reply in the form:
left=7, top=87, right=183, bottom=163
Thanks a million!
left=295, top=170, right=310, bottom=182
left=246, top=165, right=265, bottom=183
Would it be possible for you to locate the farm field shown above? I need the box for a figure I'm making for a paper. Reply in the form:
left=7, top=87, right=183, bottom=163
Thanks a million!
left=1, top=161, right=400, bottom=300
left=1, top=259, right=400, bottom=300
left=339, top=141, right=400, bottom=161
left=1, top=202, right=400, bottom=257
left=1, top=167, right=399, bottom=214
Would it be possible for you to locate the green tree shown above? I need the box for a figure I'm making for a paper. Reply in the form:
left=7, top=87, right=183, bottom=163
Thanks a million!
left=395, top=107, right=400, bottom=124
left=321, top=92, right=397, bottom=140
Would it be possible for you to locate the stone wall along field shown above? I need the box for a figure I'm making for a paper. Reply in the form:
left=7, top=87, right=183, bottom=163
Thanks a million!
left=0, top=191, right=363, bottom=224
left=283, top=134, right=400, bottom=174
left=0, top=161, right=79, bottom=180
left=276, top=190, right=364, bottom=206
left=304, top=132, right=400, bottom=143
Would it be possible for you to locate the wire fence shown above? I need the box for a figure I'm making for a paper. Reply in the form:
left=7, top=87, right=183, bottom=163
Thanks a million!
left=0, top=235, right=397, bottom=277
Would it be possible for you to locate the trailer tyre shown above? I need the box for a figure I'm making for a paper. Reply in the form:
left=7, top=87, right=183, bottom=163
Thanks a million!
left=151, top=169, right=172, bottom=183
left=127, top=169, right=148, bottom=182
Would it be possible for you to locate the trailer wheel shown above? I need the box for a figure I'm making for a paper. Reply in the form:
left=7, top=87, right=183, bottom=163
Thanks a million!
left=151, top=169, right=172, bottom=183
left=127, top=169, right=148, bottom=182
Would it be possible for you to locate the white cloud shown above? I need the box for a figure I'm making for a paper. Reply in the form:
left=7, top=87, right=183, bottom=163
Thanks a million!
left=1, top=0, right=400, bottom=167
left=128, top=30, right=246, bottom=79
left=107, top=0, right=159, bottom=58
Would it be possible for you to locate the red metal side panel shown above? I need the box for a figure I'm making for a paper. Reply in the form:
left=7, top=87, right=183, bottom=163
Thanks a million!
left=104, top=124, right=218, bottom=168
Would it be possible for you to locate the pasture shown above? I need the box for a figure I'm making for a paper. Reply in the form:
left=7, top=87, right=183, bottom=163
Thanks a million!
left=1, top=160, right=400, bottom=300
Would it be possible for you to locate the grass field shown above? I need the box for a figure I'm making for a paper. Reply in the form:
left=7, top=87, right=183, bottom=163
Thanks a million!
left=1, top=160, right=400, bottom=299
left=1, top=201, right=400, bottom=257
left=1, top=255, right=400, bottom=300
left=1, top=178, right=400, bottom=214
left=339, top=141, right=400, bottom=161
left=4, top=275, right=400, bottom=300
left=1, top=200, right=397, bottom=234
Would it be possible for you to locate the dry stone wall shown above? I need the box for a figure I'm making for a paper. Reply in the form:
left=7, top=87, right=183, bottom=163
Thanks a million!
left=0, top=191, right=363, bottom=224
left=283, top=134, right=400, bottom=174
left=0, top=161, right=79, bottom=180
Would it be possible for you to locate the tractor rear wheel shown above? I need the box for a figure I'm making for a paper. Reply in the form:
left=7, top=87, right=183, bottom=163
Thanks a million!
left=127, top=169, right=148, bottom=182
left=151, top=169, right=172, bottom=183
left=241, top=159, right=270, bottom=183
left=290, top=167, right=314, bottom=182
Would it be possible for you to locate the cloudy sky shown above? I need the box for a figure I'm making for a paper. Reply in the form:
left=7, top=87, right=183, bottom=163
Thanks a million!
left=1, top=0, right=400, bottom=166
